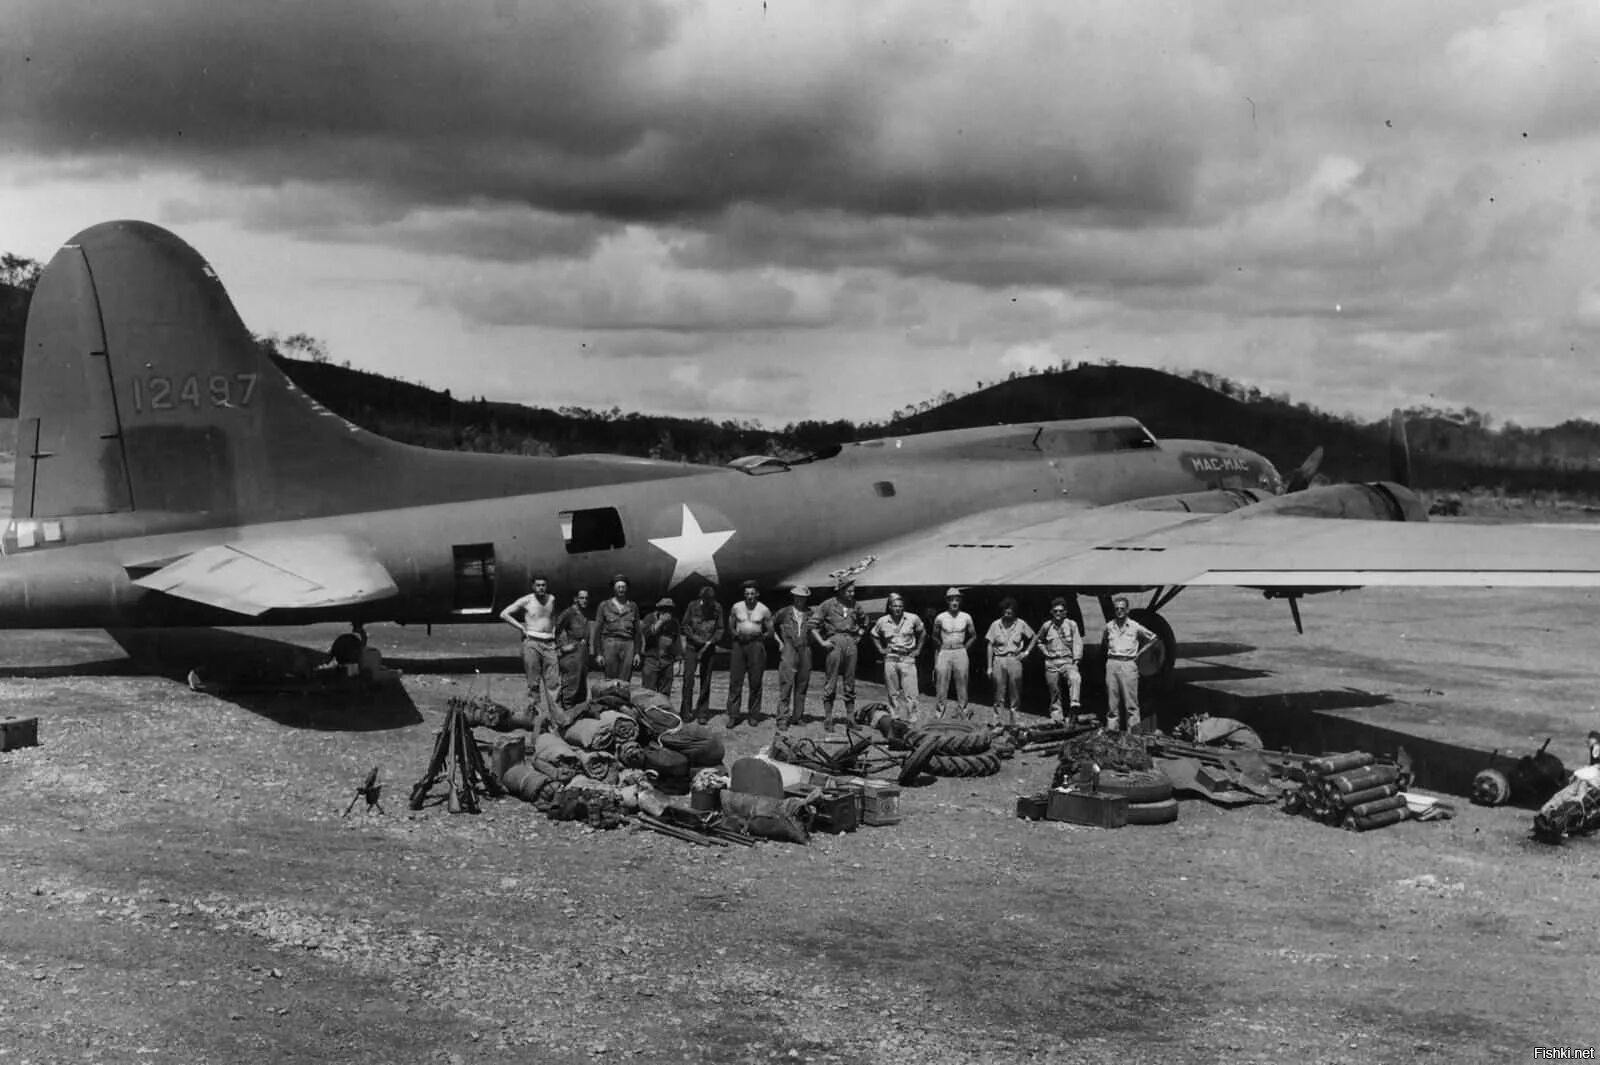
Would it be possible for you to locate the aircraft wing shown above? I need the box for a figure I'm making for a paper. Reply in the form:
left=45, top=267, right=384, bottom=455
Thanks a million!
left=131, top=535, right=399, bottom=616
left=784, top=501, right=1600, bottom=592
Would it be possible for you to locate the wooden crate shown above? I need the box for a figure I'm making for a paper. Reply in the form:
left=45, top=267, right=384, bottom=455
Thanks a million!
left=1046, top=788, right=1127, bottom=829
left=0, top=716, right=38, bottom=752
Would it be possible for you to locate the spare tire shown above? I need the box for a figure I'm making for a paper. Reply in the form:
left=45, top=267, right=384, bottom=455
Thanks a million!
left=1125, top=797, right=1179, bottom=825
left=1094, top=768, right=1174, bottom=804
left=906, top=722, right=992, bottom=756
left=926, top=751, right=1002, bottom=778
left=898, top=736, right=941, bottom=786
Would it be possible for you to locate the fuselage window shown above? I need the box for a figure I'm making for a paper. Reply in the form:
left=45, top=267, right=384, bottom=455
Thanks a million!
left=559, top=507, right=626, bottom=554
left=873, top=481, right=896, bottom=497
left=451, top=543, right=496, bottom=613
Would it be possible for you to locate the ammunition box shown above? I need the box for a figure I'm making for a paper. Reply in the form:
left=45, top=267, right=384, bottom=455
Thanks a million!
left=859, top=781, right=902, bottom=826
left=0, top=715, right=38, bottom=751
left=1015, top=793, right=1050, bottom=821
left=1046, top=788, right=1128, bottom=829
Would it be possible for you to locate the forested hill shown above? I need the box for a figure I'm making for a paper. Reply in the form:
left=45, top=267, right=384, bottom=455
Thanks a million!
left=5, top=272, right=1600, bottom=496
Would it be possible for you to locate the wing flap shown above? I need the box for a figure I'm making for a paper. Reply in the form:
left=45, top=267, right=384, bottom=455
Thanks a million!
left=132, top=535, right=398, bottom=615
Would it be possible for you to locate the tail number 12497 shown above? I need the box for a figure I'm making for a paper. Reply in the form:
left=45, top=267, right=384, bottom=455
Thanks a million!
left=131, top=373, right=259, bottom=412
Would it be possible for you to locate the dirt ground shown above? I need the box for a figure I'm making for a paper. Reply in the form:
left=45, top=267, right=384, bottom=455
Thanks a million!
left=1, top=593, right=1598, bottom=1065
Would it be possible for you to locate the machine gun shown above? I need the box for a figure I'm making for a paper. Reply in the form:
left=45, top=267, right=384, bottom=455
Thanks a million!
left=343, top=766, right=384, bottom=816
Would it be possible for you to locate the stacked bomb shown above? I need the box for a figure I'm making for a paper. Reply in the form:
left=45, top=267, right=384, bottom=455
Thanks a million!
left=1282, top=751, right=1411, bottom=832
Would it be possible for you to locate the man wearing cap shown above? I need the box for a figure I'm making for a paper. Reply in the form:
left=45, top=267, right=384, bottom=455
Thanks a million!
left=871, top=593, right=926, bottom=722
left=1026, top=597, right=1084, bottom=724
left=640, top=596, right=682, bottom=697
left=500, top=575, right=560, bottom=723
left=774, top=585, right=817, bottom=730
left=725, top=580, right=773, bottom=726
left=592, top=575, right=642, bottom=683
left=814, top=578, right=871, bottom=730
left=679, top=584, right=724, bottom=724
left=1102, top=596, right=1157, bottom=733
left=553, top=588, right=593, bottom=709
left=931, top=587, right=977, bottom=720
left=984, top=597, right=1034, bottom=727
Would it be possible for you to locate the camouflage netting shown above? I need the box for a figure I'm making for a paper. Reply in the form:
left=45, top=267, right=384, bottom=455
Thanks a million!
left=1056, top=729, right=1152, bottom=780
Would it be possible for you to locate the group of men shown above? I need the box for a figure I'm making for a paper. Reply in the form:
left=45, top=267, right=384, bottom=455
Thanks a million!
left=500, top=574, right=1159, bottom=733
left=500, top=574, right=873, bottom=732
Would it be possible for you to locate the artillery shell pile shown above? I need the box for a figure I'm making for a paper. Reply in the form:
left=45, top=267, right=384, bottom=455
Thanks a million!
left=1281, top=751, right=1411, bottom=832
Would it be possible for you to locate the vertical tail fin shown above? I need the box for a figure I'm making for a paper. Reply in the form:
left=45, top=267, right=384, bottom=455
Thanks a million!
left=17, top=220, right=390, bottom=524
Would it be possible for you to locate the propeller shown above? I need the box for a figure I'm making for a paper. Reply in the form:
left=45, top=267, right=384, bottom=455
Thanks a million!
left=1388, top=408, right=1412, bottom=488
left=1282, top=445, right=1324, bottom=494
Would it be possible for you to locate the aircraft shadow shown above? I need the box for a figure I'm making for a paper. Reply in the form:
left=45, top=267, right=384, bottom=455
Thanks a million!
left=107, top=627, right=422, bottom=732
left=382, top=654, right=523, bottom=676
left=0, top=658, right=150, bottom=679
left=1178, top=640, right=1257, bottom=658
left=1158, top=679, right=1519, bottom=799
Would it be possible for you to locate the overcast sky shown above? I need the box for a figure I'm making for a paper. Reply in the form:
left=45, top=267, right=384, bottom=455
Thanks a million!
left=5, top=1, right=1600, bottom=429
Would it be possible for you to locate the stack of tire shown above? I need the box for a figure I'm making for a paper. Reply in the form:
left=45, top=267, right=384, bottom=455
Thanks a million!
left=1092, top=767, right=1179, bottom=825
left=898, top=721, right=1001, bottom=784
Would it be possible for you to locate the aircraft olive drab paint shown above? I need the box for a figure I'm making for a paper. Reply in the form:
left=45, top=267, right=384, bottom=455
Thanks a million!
left=11, top=219, right=1600, bottom=678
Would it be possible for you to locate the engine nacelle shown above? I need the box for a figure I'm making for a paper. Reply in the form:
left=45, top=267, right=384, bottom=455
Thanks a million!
left=1228, top=481, right=1427, bottom=522
left=1117, top=488, right=1269, bottom=514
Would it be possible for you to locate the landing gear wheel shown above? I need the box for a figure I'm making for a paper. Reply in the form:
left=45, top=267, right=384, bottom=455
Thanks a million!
left=330, top=632, right=365, bottom=666
left=1129, top=608, right=1176, bottom=692
left=1471, top=767, right=1512, bottom=807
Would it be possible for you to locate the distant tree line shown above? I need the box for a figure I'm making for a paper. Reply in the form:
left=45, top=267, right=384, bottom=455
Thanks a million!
left=5, top=249, right=1600, bottom=497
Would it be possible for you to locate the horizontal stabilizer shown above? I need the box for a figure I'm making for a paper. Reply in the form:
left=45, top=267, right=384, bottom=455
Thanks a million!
left=132, top=535, right=398, bottom=616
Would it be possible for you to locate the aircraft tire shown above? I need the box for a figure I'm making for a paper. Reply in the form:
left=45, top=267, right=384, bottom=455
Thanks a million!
left=898, top=737, right=941, bottom=786
left=1125, top=797, right=1179, bottom=825
left=1095, top=768, right=1174, bottom=804
left=1128, top=608, right=1176, bottom=691
left=330, top=633, right=365, bottom=665
left=926, top=751, right=1002, bottom=778
left=906, top=722, right=992, bottom=756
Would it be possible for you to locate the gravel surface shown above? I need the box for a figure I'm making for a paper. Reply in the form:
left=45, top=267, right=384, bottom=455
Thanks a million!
left=1, top=606, right=1598, bottom=1064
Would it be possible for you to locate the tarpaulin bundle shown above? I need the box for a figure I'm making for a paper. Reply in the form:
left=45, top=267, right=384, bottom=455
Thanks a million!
left=616, top=740, right=645, bottom=769
left=719, top=790, right=811, bottom=844
left=632, top=704, right=682, bottom=741
left=534, top=732, right=584, bottom=781
left=599, top=709, right=638, bottom=745
left=657, top=723, right=726, bottom=768
left=564, top=716, right=614, bottom=751
left=643, top=747, right=692, bottom=794
left=579, top=750, right=620, bottom=784
left=502, top=763, right=556, bottom=804
left=528, top=755, right=577, bottom=785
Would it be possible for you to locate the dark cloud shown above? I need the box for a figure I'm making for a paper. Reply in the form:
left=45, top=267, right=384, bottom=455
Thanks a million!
left=1, top=1, right=1209, bottom=225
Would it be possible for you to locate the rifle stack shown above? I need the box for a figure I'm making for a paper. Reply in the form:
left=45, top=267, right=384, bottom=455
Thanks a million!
left=1282, top=750, right=1410, bottom=832
left=408, top=706, right=504, bottom=814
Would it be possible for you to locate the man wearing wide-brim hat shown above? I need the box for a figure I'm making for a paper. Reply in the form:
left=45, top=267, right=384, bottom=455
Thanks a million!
left=774, top=584, right=818, bottom=731
left=640, top=596, right=682, bottom=699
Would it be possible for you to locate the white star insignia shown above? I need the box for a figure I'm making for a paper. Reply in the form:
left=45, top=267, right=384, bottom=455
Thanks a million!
left=648, top=504, right=736, bottom=589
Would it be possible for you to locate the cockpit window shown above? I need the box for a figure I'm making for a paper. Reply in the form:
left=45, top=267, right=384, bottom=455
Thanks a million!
left=1036, top=422, right=1159, bottom=455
